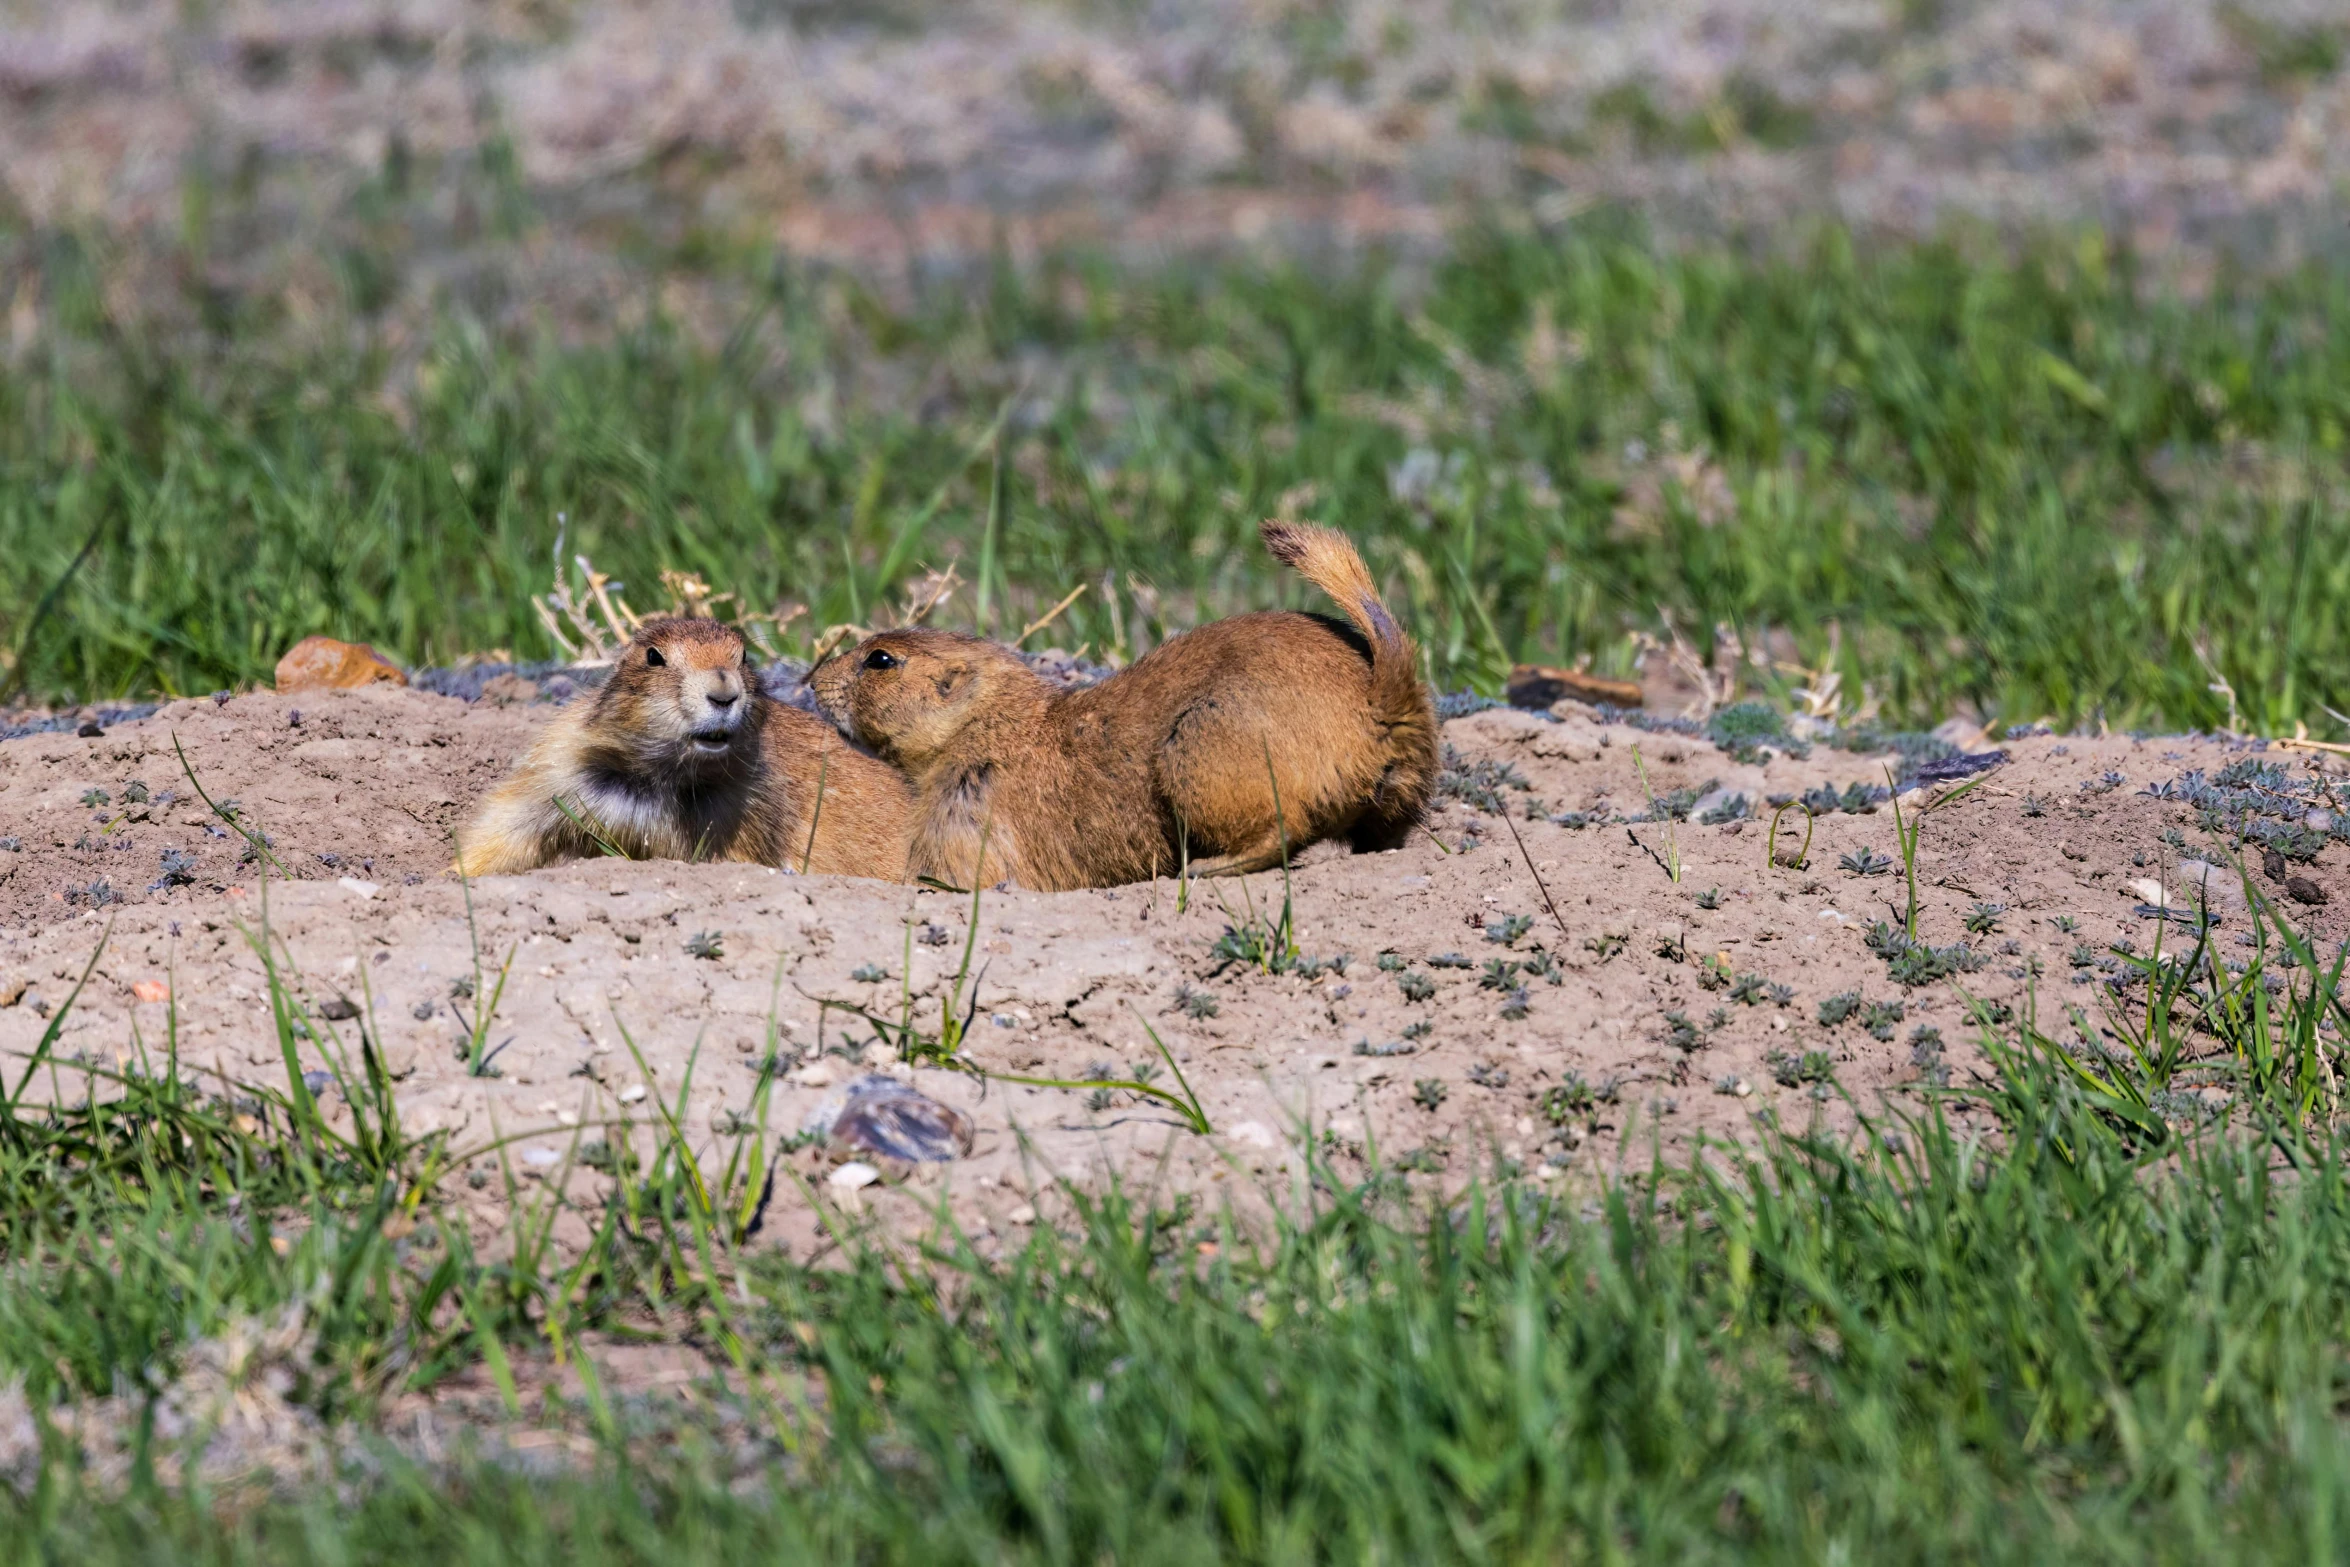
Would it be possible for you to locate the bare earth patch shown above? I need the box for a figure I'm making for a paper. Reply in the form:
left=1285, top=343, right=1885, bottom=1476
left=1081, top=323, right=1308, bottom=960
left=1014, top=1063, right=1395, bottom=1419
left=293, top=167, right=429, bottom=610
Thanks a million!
left=2, top=687, right=2344, bottom=1253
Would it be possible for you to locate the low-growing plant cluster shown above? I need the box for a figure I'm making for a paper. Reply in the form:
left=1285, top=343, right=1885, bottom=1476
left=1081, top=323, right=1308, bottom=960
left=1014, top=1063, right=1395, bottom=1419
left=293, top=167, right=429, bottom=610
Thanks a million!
left=1433, top=747, right=1535, bottom=816
left=1794, top=781, right=1893, bottom=816
left=2148, top=759, right=2350, bottom=863
left=1864, top=921, right=1992, bottom=986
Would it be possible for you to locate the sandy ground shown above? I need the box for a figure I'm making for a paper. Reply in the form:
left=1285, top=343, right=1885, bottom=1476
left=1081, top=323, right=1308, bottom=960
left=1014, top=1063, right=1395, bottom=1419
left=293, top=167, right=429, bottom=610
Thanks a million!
left=4, top=683, right=2344, bottom=1257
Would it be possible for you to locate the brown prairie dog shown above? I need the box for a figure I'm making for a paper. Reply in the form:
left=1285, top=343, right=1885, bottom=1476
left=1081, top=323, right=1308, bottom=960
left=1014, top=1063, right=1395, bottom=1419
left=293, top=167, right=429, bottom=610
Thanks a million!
left=807, top=520, right=1437, bottom=892
left=455, top=617, right=912, bottom=881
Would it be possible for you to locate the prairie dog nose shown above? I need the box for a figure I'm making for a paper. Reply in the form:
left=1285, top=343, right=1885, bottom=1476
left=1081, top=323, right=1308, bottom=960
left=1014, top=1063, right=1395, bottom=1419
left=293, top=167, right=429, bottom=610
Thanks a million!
left=700, top=666, right=745, bottom=708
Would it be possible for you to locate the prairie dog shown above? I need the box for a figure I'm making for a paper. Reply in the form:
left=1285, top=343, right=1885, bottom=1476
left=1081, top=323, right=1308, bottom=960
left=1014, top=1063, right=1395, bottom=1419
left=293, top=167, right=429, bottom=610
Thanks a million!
left=807, top=520, right=1437, bottom=891
left=455, top=617, right=912, bottom=881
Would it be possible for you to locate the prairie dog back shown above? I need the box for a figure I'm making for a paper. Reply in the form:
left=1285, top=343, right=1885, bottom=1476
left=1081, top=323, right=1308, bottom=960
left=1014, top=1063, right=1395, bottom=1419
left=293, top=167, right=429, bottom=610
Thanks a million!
left=808, top=522, right=1436, bottom=890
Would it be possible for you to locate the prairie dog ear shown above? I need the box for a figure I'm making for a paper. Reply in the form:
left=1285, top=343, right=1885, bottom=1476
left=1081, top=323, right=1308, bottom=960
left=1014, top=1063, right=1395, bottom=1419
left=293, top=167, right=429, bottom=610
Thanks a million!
left=932, top=661, right=972, bottom=698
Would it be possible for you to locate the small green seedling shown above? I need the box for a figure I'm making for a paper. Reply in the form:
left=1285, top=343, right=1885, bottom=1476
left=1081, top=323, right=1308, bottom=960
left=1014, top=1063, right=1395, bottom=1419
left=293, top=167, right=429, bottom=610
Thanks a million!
left=1886, top=765, right=1991, bottom=938
left=1766, top=799, right=1815, bottom=869
left=971, top=1007, right=1212, bottom=1135
left=1174, top=983, right=1220, bottom=1019
left=455, top=854, right=517, bottom=1078
left=1629, top=744, right=1683, bottom=883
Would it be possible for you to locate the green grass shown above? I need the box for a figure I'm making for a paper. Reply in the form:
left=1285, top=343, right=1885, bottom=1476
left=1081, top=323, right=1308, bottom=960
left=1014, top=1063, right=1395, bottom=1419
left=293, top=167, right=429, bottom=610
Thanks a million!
left=13, top=218, right=2350, bottom=1553
left=3, top=862, right=2350, bottom=1557
left=6, top=220, right=2350, bottom=731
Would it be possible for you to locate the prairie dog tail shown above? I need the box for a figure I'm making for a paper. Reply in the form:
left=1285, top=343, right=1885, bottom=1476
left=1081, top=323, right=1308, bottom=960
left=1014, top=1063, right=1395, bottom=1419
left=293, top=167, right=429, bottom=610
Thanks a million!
left=1259, top=519, right=1427, bottom=732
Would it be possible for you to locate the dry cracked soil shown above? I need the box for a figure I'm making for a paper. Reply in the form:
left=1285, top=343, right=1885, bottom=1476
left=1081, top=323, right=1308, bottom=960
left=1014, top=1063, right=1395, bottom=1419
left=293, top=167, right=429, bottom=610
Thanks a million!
left=2, top=683, right=2346, bottom=1258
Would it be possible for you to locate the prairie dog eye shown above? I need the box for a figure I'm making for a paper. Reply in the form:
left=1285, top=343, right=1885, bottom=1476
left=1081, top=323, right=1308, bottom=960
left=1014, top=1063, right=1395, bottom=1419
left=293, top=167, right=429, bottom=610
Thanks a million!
left=862, top=648, right=900, bottom=671
left=645, top=646, right=666, bottom=668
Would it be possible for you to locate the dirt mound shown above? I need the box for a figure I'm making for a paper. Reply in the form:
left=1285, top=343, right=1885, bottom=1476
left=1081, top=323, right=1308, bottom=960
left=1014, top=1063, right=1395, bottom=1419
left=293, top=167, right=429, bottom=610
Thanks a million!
left=2, top=690, right=2344, bottom=1250
left=0, top=686, right=544, bottom=927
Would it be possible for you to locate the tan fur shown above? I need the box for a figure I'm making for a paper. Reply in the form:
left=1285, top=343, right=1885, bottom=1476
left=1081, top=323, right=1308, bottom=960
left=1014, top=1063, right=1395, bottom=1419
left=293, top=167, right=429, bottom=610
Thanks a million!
left=455, top=617, right=911, bottom=881
left=807, top=520, right=1437, bottom=891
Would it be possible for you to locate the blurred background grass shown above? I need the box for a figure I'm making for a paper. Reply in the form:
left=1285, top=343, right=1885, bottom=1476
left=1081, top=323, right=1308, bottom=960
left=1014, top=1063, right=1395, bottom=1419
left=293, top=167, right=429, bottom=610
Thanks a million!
left=3, top=0, right=2349, bottom=729
left=4, top=221, right=2350, bottom=730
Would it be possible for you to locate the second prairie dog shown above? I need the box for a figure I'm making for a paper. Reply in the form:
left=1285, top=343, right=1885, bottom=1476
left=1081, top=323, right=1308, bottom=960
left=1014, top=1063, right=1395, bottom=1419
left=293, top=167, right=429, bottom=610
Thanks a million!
left=807, top=520, right=1438, bottom=891
left=455, top=617, right=911, bottom=881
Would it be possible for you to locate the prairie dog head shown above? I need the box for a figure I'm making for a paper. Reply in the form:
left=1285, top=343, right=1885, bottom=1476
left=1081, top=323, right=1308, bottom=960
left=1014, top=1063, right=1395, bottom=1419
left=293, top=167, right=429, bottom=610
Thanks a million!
left=591, top=617, right=762, bottom=773
left=809, top=630, right=1033, bottom=770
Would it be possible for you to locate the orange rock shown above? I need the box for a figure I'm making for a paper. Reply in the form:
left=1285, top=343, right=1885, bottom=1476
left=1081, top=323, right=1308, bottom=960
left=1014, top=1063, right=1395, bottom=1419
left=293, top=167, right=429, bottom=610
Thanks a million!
left=132, top=979, right=170, bottom=1004
left=275, top=635, right=407, bottom=692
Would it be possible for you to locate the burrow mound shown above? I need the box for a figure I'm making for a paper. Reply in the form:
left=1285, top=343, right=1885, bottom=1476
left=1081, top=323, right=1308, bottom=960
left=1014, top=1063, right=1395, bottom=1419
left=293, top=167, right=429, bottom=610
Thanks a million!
left=2, top=689, right=2344, bottom=1250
